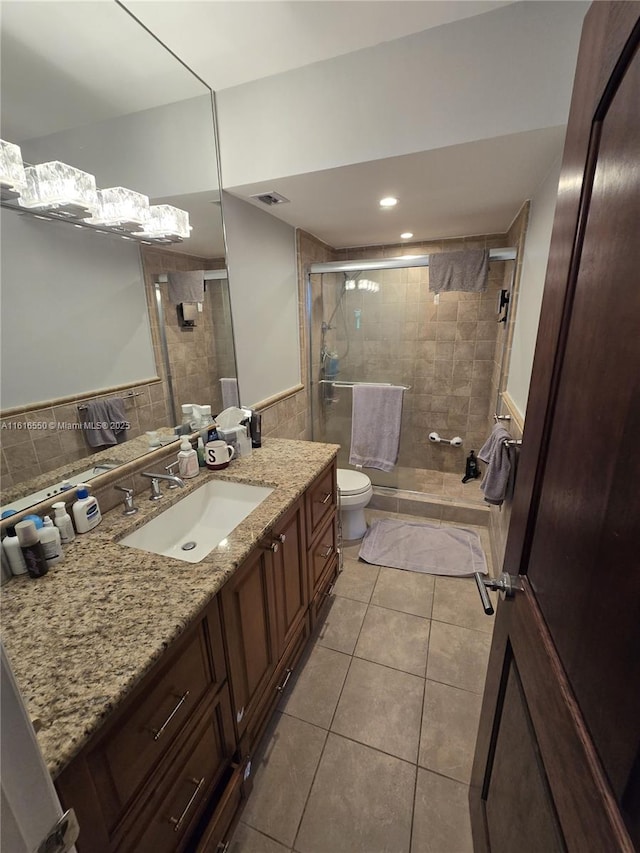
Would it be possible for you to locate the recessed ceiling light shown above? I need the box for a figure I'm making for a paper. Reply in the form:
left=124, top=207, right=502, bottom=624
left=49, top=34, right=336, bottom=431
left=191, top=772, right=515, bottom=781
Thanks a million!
left=379, top=196, right=398, bottom=208
left=400, top=232, right=413, bottom=239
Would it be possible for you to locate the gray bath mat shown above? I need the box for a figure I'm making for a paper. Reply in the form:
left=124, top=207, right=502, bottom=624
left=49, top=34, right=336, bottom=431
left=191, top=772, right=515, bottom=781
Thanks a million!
left=358, top=518, right=487, bottom=577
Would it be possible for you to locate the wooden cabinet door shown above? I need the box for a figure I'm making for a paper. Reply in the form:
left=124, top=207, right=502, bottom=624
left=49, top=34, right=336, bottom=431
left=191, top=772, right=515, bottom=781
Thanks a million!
left=270, top=499, right=308, bottom=658
left=470, top=6, right=640, bottom=851
left=220, top=547, right=277, bottom=739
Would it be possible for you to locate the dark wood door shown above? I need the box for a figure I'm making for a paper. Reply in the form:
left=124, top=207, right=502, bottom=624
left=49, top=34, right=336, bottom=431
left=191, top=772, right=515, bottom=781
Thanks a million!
left=271, top=499, right=308, bottom=657
left=471, top=5, right=640, bottom=851
left=219, top=546, right=277, bottom=739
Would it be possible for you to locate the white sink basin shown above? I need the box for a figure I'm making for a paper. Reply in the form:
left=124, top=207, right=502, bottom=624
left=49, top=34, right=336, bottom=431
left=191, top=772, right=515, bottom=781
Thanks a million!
left=119, top=480, right=274, bottom=563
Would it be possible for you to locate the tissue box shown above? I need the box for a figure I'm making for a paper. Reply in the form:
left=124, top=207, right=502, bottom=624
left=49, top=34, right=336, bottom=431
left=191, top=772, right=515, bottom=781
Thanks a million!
left=218, top=426, right=251, bottom=458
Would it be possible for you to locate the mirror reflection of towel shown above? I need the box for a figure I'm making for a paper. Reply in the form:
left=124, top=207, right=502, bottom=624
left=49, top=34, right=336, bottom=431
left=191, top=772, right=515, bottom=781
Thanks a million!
left=220, top=378, right=239, bottom=409
left=167, top=271, right=205, bottom=304
left=82, top=397, right=128, bottom=447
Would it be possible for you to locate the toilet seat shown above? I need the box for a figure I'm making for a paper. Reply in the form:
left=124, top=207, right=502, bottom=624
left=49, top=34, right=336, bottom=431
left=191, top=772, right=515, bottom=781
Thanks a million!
left=337, top=469, right=371, bottom=496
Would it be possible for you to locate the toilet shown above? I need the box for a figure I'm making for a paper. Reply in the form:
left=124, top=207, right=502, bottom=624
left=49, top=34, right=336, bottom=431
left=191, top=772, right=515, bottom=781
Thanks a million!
left=337, top=469, right=373, bottom=540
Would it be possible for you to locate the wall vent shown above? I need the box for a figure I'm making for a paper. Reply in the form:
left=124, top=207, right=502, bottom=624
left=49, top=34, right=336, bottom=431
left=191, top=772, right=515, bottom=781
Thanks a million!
left=250, top=191, right=290, bottom=206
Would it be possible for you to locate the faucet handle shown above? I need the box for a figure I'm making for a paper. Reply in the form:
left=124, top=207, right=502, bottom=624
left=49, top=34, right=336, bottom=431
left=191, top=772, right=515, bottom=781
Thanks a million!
left=165, top=462, right=180, bottom=488
left=114, top=485, right=138, bottom=516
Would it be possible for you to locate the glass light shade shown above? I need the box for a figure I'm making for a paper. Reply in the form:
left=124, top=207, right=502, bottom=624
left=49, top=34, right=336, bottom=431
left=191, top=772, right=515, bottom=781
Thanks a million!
left=0, top=140, right=27, bottom=197
left=345, top=280, right=356, bottom=290
left=89, top=187, right=150, bottom=229
left=18, top=161, right=98, bottom=217
left=136, top=204, right=191, bottom=241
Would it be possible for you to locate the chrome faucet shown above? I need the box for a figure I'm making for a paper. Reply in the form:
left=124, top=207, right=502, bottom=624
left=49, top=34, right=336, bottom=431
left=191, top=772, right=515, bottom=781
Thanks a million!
left=141, top=471, right=185, bottom=501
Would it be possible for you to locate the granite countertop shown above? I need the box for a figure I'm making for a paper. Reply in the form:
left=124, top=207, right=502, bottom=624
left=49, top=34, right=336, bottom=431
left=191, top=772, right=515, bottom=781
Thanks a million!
left=0, top=438, right=339, bottom=779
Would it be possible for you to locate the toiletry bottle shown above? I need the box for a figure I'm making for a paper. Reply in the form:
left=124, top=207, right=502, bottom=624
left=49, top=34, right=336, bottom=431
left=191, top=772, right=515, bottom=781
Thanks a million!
left=2, top=525, right=28, bottom=576
left=199, top=405, right=213, bottom=441
left=15, top=520, right=48, bottom=578
left=177, top=437, right=199, bottom=478
left=462, top=450, right=480, bottom=484
left=196, top=436, right=206, bottom=468
left=181, top=404, right=194, bottom=428
left=52, top=501, right=76, bottom=543
left=39, top=516, right=64, bottom=567
left=72, top=485, right=102, bottom=533
left=250, top=412, right=262, bottom=448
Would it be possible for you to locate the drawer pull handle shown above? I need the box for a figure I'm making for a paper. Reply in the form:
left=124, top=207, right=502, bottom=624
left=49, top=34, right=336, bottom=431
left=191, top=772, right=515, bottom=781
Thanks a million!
left=276, top=667, right=293, bottom=693
left=152, top=690, right=190, bottom=741
left=320, top=492, right=332, bottom=505
left=320, top=545, right=333, bottom=559
left=275, top=533, right=286, bottom=543
left=324, top=582, right=336, bottom=597
left=169, top=776, right=205, bottom=832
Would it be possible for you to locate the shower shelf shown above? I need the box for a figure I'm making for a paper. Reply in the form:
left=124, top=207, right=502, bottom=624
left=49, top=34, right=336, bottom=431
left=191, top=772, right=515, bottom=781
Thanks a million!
left=319, top=380, right=412, bottom=390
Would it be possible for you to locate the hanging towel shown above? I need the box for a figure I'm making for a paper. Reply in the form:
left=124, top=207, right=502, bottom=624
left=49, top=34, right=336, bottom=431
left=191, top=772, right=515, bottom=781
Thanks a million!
left=220, top=377, right=240, bottom=409
left=429, top=249, right=489, bottom=294
left=167, top=271, right=205, bottom=304
left=82, top=397, right=128, bottom=448
left=349, top=384, right=405, bottom=472
left=478, top=424, right=513, bottom=505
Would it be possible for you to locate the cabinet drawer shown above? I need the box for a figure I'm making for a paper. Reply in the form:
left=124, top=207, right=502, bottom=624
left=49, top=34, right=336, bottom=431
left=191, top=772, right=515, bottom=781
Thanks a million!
left=123, top=697, right=233, bottom=853
left=309, top=558, right=338, bottom=630
left=309, top=513, right=337, bottom=599
left=93, top=622, right=214, bottom=818
left=305, top=462, right=336, bottom=545
left=192, top=762, right=246, bottom=853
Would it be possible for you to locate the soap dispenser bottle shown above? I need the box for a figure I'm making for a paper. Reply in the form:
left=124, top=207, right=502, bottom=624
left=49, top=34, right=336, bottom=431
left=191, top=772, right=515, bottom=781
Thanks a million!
left=177, top=437, right=199, bottom=479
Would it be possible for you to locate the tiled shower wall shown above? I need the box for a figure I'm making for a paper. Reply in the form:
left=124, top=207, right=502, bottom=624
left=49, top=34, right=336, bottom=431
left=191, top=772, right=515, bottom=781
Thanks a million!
left=312, top=235, right=510, bottom=479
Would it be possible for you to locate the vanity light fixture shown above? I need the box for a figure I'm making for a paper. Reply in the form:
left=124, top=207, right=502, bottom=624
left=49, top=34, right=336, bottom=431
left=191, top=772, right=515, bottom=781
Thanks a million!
left=17, top=160, right=98, bottom=218
left=400, top=232, right=413, bottom=239
left=0, top=139, right=27, bottom=200
left=357, top=279, right=380, bottom=292
left=379, top=196, right=398, bottom=208
left=89, top=186, right=150, bottom=230
left=135, top=204, right=192, bottom=242
left=0, top=139, right=192, bottom=244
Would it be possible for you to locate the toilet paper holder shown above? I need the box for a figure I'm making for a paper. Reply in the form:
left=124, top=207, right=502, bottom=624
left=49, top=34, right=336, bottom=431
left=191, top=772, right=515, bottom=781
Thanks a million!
left=428, top=432, right=463, bottom=447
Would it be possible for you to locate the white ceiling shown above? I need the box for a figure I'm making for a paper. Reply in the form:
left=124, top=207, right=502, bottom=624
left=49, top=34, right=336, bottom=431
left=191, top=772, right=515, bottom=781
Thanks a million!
left=0, top=0, right=582, bottom=252
left=124, top=0, right=515, bottom=91
left=228, top=126, right=566, bottom=247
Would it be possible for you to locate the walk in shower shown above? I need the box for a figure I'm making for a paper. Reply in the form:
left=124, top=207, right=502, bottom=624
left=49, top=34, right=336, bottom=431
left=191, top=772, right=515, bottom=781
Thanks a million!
left=308, top=248, right=517, bottom=500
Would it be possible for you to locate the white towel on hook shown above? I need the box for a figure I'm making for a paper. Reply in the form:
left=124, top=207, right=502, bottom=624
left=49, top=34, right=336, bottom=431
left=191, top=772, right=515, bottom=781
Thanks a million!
left=349, top=384, right=405, bottom=472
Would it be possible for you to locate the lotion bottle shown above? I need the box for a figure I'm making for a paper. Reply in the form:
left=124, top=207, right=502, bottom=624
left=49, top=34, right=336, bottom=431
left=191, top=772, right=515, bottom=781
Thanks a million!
left=2, top=525, right=28, bottom=576
left=177, top=437, right=199, bottom=479
left=39, top=516, right=64, bottom=567
left=52, top=501, right=76, bottom=543
left=72, top=485, right=102, bottom=533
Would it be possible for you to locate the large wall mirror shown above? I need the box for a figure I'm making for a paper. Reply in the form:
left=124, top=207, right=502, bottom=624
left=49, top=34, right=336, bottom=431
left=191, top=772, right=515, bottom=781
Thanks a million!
left=0, top=1, right=237, bottom=510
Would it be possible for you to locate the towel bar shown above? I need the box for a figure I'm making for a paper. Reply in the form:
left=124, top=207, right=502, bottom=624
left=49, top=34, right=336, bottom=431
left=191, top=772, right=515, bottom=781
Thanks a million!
left=503, top=439, right=522, bottom=448
left=77, top=391, right=141, bottom=411
left=319, top=380, right=411, bottom=390
left=494, top=413, right=512, bottom=422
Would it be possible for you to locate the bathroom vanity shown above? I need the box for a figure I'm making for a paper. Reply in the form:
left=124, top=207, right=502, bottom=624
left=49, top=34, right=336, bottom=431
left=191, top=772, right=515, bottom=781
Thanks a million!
left=0, top=439, right=339, bottom=852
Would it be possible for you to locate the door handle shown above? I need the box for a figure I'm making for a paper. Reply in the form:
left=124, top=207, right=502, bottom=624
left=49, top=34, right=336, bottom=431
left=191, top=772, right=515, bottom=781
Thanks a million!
left=473, top=572, right=522, bottom=615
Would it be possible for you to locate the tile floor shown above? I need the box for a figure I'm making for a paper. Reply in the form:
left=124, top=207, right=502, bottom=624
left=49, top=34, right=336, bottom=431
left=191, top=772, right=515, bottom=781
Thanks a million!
left=228, top=509, right=496, bottom=853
